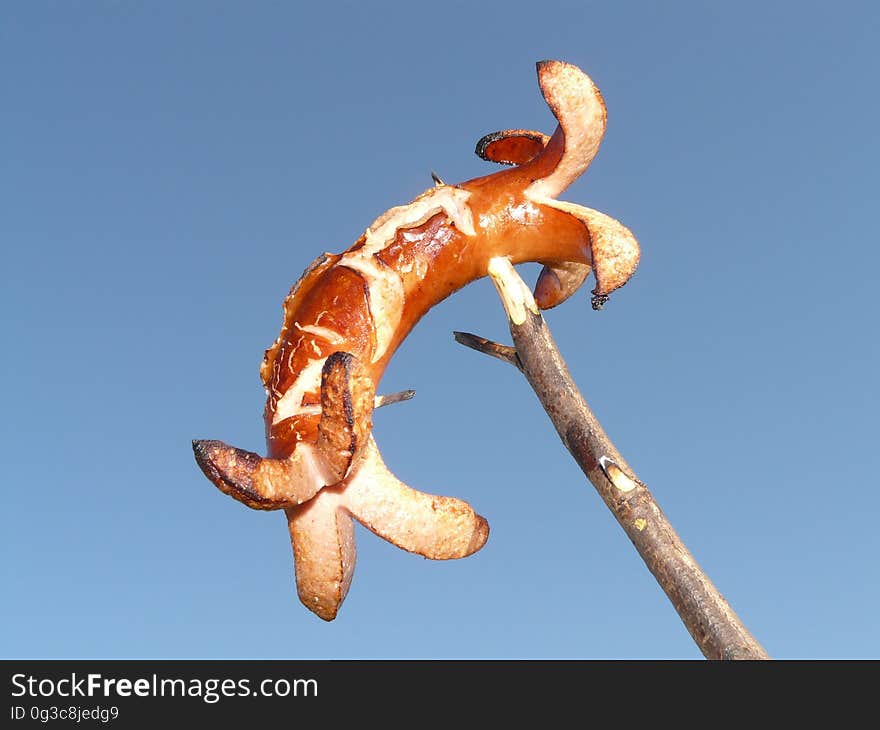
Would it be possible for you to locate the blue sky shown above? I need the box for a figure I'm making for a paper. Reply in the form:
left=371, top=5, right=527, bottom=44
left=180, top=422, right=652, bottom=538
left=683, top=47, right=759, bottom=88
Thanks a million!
left=3, top=1, right=878, bottom=659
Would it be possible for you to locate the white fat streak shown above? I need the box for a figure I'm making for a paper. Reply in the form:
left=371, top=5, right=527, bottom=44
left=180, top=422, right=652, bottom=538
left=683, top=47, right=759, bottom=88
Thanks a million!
left=363, top=186, right=475, bottom=253
left=272, top=323, right=348, bottom=423
left=271, top=192, right=475, bottom=426
left=296, top=322, right=345, bottom=345
left=336, top=187, right=476, bottom=365
left=272, top=356, right=327, bottom=425
left=338, top=254, right=403, bottom=363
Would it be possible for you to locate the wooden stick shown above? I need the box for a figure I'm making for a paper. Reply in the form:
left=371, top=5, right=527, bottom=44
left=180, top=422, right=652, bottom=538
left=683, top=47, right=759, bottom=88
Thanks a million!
left=455, top=257, right=769, bottom=659
left=374, top=389, right=416, bottom=409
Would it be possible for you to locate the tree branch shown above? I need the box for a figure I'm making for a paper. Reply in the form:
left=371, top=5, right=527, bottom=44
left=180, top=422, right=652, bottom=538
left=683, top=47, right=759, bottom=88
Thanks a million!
left=374, top=389, right=416, bottom=409
left=452, top=332, right=522, bottom=371
left=457, top=256, right=769, bottom=660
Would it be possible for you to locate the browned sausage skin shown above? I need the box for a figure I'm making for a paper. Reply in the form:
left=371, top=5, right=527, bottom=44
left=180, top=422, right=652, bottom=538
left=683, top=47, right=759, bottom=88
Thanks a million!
left=192, top=60, right=640, bottom=620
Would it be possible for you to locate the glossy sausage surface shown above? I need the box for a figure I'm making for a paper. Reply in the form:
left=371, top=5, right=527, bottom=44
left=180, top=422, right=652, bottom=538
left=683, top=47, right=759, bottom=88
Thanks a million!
left=193, top=60, right=640, bottom=620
